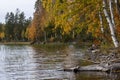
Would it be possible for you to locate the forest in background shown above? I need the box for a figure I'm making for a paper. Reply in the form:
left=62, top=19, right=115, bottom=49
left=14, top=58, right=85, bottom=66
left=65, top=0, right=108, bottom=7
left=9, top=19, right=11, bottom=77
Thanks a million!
left=0, top=0, right=120, bottom=48
left=0, top=9, right=32, bottom=42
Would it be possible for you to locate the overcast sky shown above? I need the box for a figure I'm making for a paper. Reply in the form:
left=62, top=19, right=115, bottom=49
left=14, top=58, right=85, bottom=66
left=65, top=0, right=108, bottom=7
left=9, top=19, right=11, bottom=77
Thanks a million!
left=0, top=0, right=36, bottom=23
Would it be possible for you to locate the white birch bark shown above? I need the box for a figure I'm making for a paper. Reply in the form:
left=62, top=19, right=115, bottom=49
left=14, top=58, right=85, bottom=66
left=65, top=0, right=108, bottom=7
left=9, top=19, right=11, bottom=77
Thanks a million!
left=99, top=11, right=104, bottom=33
left=115, top=0, right=118, bottom=4
left=103, top=0, right=119, bottom=47
left=109, top=0, right=115, bottom=28
left=115, top=0, right=120, bottom=16
left=72, top=30, right=75, bottom=39
left=115, top=0, right=118, bottom=8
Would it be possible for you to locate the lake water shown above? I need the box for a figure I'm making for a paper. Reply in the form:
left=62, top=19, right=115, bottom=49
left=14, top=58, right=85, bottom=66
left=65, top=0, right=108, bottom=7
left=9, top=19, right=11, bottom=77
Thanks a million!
left=0, top=44, right=120, bottom=80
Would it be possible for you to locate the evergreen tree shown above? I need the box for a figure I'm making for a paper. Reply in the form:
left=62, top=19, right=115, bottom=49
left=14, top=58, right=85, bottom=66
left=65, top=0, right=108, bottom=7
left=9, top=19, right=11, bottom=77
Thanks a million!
left=4, top=9, right=31, bottom=41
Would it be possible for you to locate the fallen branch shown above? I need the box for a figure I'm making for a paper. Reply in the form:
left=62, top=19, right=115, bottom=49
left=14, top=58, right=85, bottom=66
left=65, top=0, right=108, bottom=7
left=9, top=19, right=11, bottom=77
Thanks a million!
left=59, top=63, right=120, bottom=73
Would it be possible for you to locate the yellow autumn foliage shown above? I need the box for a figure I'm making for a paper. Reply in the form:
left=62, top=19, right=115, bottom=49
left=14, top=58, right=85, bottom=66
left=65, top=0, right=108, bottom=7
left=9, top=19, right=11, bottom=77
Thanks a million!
left=0, top=32, right=5, bottom=39
left=28, top=24, right=36, bottom=41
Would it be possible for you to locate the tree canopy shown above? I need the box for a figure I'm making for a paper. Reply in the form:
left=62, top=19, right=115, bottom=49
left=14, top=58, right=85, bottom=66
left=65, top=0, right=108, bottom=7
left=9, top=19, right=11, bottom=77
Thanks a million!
left=1, top=9, right=32, bottom=41
left=28, top=0, right=120, bottom=47
left=1, top=0, right=120, bottom=47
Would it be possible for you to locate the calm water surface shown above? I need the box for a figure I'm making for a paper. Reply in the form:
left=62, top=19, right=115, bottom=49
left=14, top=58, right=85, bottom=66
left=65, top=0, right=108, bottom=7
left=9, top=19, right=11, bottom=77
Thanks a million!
left=0, top=44, right=120, bottom=80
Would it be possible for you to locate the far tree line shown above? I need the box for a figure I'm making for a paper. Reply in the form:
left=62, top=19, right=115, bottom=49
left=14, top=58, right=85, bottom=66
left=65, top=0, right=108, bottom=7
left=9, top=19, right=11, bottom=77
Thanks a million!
left=0, top=9, right=32, bottom=42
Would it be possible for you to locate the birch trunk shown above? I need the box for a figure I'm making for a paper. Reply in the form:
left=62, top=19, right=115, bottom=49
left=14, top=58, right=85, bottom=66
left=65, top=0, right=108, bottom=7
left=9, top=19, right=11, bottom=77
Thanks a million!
left=72, top=30, right=75, bottom=39
left=115, top=0, right=120, bottom=16
left=109, top=0, right=115, bottom=28
left=103, top=0, right=119, bottom=47
left=99, top=11, right=104, bottom=33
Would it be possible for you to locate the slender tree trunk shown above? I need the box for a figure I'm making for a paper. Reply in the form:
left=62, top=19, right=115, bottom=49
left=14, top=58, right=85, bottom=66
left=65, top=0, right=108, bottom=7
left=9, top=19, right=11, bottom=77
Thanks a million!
left=44, top=31, right=47, bottom=42
left=109, top=0, right=115, bottom=28
left=99, top=11, right=104, bottom=33
left=115, top=0, right=120, bottom=16
left=72, top=30, right=75, bottom=39
left=99, top=11, right=105, bottom=43
left=103, top=0, right=119, bottom=47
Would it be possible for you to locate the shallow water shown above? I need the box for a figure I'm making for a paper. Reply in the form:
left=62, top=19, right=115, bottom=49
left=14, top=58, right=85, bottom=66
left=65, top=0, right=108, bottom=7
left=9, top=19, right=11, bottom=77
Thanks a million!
left=0, top=45, right=120, bottom=80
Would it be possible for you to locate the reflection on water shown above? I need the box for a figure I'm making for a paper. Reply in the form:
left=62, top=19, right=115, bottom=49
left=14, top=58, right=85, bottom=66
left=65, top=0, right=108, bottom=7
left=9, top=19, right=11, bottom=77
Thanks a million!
left=0, top=45, right=120, bottom=80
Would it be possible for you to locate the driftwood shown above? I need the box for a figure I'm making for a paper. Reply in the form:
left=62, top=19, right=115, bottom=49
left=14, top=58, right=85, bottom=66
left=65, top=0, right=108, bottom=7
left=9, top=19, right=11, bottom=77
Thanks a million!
left=58, top=45, right=120, bottom=73
left=59, top=52, right=120, bottom=73
left=59, top=63, right=120, bottom=73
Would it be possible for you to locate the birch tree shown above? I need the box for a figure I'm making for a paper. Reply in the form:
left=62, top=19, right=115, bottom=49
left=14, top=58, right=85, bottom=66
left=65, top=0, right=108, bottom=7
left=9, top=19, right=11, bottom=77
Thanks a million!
left=99, top=11, right=104, bottom=33
left=115, top=0, right=120, bottom=16
left=109, top=0, right=115, bottom=28
left=103, top=0, right=119, bottom=47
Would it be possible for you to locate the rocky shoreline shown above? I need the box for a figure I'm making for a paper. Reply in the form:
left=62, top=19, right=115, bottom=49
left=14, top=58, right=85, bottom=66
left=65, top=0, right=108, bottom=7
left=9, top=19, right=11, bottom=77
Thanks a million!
left=85, top=46, right=120, bottom=64
left=60, top=45, right=120, bottom=73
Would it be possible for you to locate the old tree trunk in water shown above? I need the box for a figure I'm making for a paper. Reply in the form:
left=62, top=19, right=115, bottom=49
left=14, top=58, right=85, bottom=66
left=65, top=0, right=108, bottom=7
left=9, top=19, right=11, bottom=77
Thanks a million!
left=60, top=63, right=120, bottom=73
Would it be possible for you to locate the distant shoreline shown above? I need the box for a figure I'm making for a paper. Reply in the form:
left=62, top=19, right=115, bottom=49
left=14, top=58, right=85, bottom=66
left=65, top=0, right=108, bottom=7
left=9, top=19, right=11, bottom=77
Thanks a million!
left=0, top=42, right=31, bottom=45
